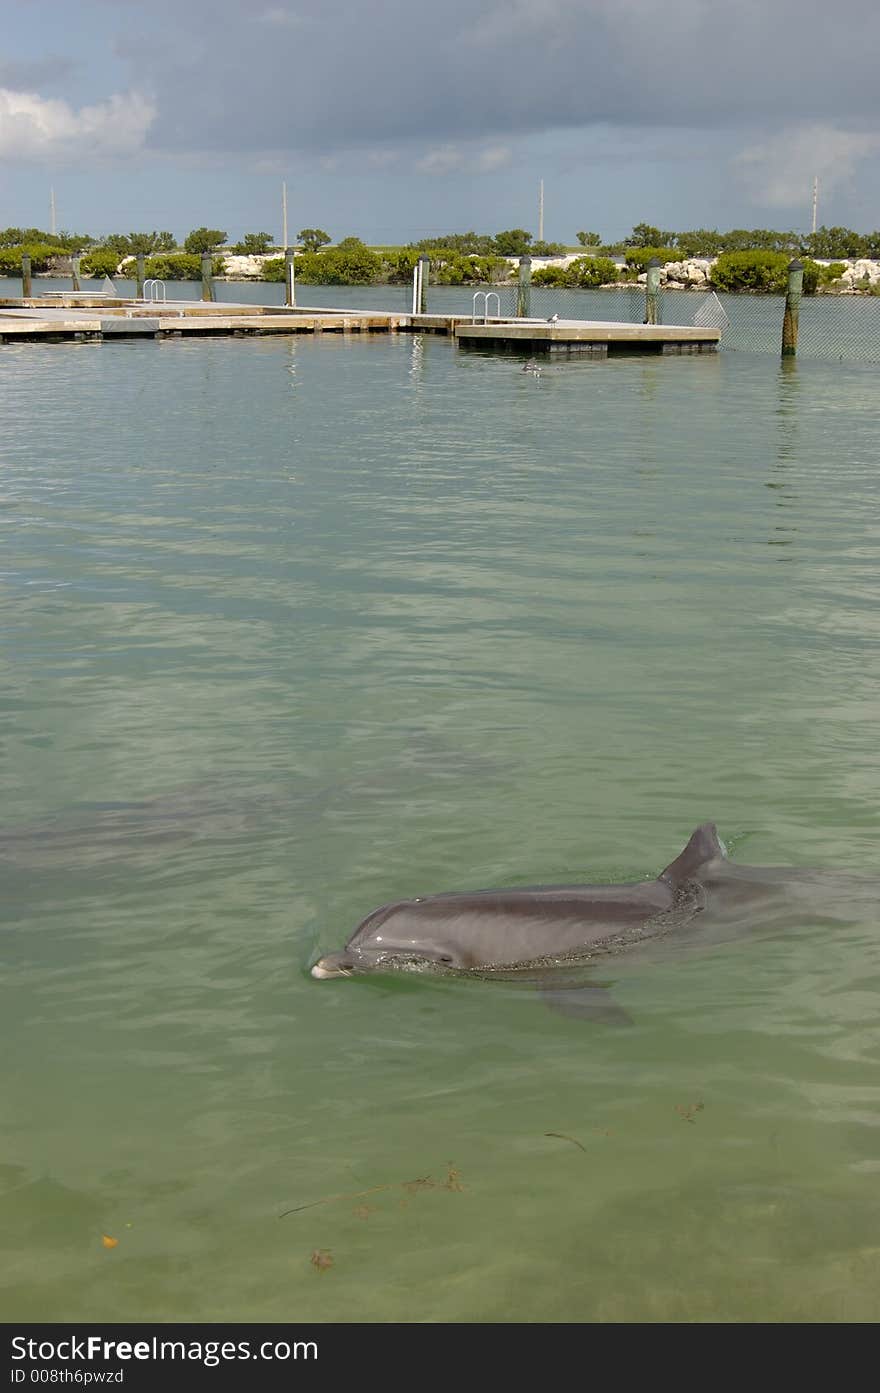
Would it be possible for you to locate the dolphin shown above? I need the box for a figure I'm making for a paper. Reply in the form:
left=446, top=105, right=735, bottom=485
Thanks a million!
left=310, top=822, right=880, bottom=1018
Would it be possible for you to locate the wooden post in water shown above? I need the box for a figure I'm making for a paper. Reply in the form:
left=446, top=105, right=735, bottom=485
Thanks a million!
left=418, top=255, right=429, bottom=314
left=201, top=253, right=215, bottom=303
left=517, top=255, right=532, bottom=318
left=644, top=257, right=661, bottom=325
left=21, top=254, right=32, bottom=298
left=71, top=255, right=81, bottom=292
left=781, top=258, right=803, bottom=357
left=285, top=248, right=296, bottom=307
left=135, top=254, right=146, bottom=298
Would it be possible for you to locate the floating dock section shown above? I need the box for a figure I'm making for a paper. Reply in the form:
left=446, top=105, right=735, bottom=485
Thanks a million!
left=0, top=295, right=720, bottom=355
left=454, top=317, right=719, bottom=355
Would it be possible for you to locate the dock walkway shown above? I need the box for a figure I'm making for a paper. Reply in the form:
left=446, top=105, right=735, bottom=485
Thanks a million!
left=0, top=296, right=720, bottom=355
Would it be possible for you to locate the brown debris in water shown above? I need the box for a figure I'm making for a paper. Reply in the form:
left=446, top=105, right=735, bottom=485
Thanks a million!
left=280, top=1182, right=395, bottom=1218
left=675, top=1101, right=705, bottom=1124
left=443, top=1162, right=464, bottom=1191
left=545, top=1131, right=588, bottom=1154
left=402, top=1175, right=436, bottom=1195
left=280, top=1164, right=464, bottom=1219
left=310, top=1248, right=333, bottom=1273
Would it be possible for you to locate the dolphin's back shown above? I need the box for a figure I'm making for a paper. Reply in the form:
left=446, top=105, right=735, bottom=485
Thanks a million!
left=349, top=878, right=685, bottom=970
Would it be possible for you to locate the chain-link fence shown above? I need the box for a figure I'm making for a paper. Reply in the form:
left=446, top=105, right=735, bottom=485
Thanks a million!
left=509, top=283, right=880, bottom=363
left=524, top=285, right=648, bottom=324
left=716, top=291, right=880, bottom=361
left=297, top=271, right=880, bottom=363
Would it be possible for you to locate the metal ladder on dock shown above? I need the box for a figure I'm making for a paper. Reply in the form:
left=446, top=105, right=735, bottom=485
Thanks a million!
left=472, top=291, right=501, bottom=324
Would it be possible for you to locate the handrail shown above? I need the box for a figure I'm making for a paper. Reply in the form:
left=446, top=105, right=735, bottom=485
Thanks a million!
left=472, top=291, right=501, bottom=324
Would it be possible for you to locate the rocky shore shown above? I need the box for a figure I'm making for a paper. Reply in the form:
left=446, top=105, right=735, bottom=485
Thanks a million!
left=525, top=253, right=880, bottom=294
left=644, top=256, right=880, bottom=293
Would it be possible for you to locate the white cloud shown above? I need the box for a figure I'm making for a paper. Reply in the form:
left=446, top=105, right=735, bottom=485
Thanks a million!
left=0, top=88, right=155, bottom=162
left=475, top=145, right=512, bottom=172
left=416, top=143, right=513, bottom=175
left=416, top=145, right=464, bottom=175
left=258, top=6, right=307, bottom=27
left=735, top=123, right=880, bottom=209
left=366, top=149, right=401, bottom=169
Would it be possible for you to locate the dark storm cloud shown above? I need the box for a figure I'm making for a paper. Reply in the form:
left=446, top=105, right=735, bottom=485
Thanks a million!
left=110, top=0, right=878, bottom=154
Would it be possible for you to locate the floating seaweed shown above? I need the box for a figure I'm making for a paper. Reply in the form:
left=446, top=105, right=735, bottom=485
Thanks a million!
left=675, top=1102, right=705, bottom=1124
left=545, top=1131, right=588, bottom=1153
left=310, top=1249, right=333, bottom=1273
left=444, top=1162, right=464, bottom=1191
left=280, top=1163, right=463, bottom=1219
left=280, top=1183, right=395, bottom=1218
left=402, top=1175, right=435, bottom=1196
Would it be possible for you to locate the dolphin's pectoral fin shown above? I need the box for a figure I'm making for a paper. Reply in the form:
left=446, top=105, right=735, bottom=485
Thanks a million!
left=539, top=983, right=633, bottom=1025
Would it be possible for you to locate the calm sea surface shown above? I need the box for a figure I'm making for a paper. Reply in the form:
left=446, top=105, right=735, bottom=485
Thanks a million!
left=2, top=304, right=880, bottom=1321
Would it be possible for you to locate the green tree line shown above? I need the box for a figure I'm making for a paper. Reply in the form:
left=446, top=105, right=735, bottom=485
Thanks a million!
left=585, top=222, right=880, bottom=259
left=2, top=220, right=878, bottom=265
left=2, top=221, right=877, bottom=292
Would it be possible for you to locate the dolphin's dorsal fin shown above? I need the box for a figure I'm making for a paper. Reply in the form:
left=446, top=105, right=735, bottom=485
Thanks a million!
left=658, top=822, right=725, bottom=885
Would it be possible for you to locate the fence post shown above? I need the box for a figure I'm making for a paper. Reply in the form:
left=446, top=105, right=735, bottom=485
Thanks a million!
left=135, top=254, right=146, bottom=298
left=781, top=259, right=803, bottom=357
left=71, top=255, right=81, bottom=292
left=644, top=257, right=661, bottom=325
left=517, top=255, right=532, bottom=317
left=418, top=255, right=429, bottom=314
left=21, top=254, right=32, bottom=298
left=285, top=248, right=296, bottom=307
left=201, top=253, right=215, bottom=302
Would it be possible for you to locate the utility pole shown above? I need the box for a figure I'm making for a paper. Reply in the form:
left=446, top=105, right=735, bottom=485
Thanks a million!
left=538, top=179, right=544, bottom=243
left=50, top=186, right=57, bottom=237
left=811, top=176, right=818, bottom=236
left=282, top=181, right=288, bottom=252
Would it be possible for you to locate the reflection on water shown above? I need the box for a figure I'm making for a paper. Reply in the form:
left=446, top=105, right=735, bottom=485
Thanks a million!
left=1, top=337, right=880, bottom=1321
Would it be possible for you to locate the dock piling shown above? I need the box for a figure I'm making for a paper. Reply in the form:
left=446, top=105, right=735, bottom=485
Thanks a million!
left=71, top=255, right=81, bottom=292
left=285, top=249, right=296, bottom=307
left=781, top=259, right=803, bottom=357
left=644, top=257, right=661, bottom=325
left=21, top=254, right=32, bottom=298
left=135, top=254, right=145, bottom=299
left=418, top=255, right=429, bottom=314
left=517, top=256, right=532, bottom=318
left=201, top=253, right=215, bottom=303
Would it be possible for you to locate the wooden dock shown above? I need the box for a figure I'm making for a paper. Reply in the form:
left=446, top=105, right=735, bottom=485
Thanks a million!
left=0, top=295, right=720, bottom=354
left=0, top=299, right=408, bottom=342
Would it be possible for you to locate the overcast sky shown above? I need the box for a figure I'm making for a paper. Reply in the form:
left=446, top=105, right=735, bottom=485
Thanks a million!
left=1, top=0, right=878, bottom=243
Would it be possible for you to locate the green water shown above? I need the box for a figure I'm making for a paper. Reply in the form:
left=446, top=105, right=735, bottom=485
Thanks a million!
left=2, top=334, right=880, bottom=1323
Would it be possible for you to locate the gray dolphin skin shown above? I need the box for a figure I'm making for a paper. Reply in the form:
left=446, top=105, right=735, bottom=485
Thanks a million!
left=311, top=821, right=879, bottom=1016
left=311, top=822, right=722, bottom=992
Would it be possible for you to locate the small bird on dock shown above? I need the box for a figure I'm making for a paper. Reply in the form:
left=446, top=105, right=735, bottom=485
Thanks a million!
left=546, top=312, right=559, bottom=324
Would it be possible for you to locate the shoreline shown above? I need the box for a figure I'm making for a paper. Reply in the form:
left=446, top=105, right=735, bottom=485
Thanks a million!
left=19, top=269, right=880, bottom=297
